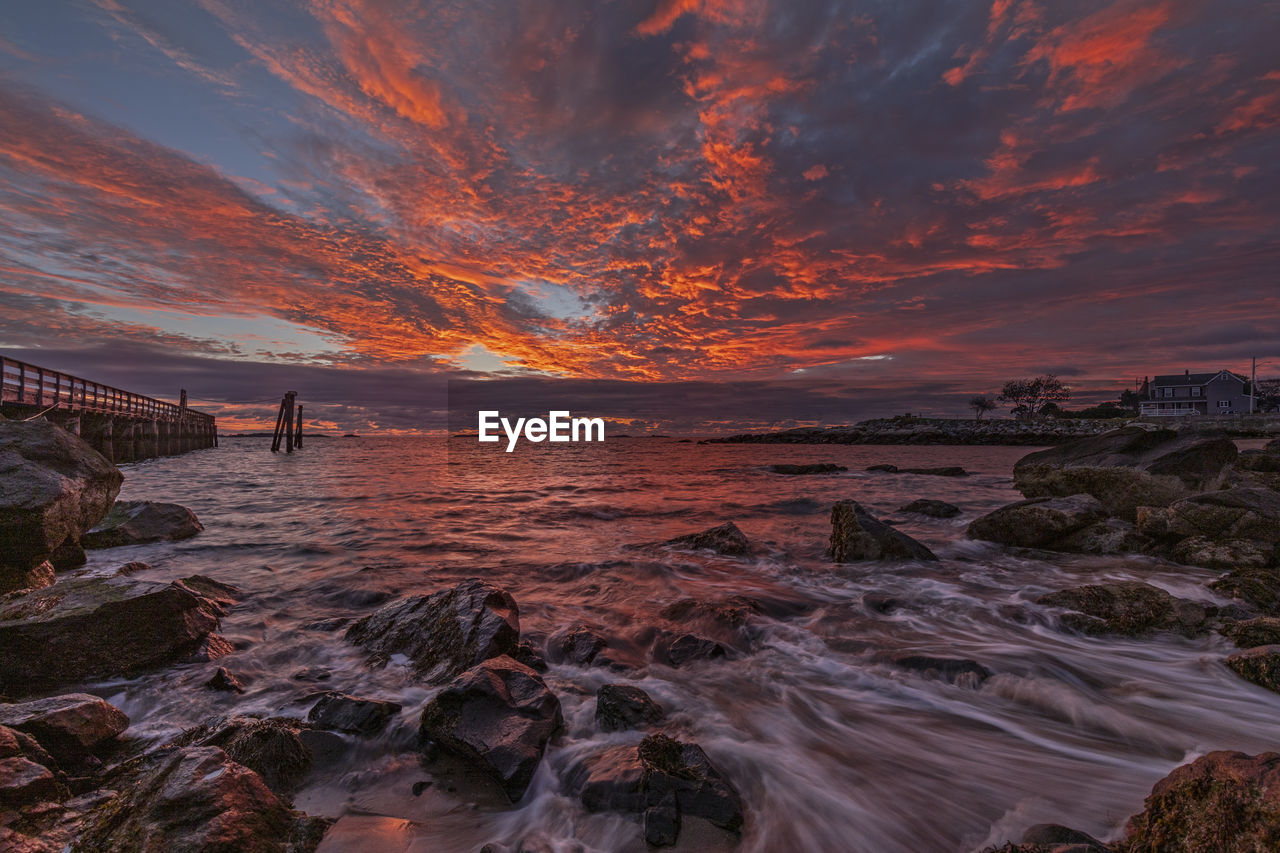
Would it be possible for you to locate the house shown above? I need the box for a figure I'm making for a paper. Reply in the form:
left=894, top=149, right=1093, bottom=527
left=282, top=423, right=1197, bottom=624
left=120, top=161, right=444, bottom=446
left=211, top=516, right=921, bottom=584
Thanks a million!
left=1138, top=369, right=1253, bottom=416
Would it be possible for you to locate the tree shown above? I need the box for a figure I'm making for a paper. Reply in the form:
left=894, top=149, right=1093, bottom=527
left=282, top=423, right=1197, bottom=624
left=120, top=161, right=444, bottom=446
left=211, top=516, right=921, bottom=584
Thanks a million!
left=1118, top=387, right=1143, bottom=414
left=999, top=375, right=1071, bottom=420
left=969, top=395, right=998, bottom=421
left=1255, top=378, right=1280, bottom=412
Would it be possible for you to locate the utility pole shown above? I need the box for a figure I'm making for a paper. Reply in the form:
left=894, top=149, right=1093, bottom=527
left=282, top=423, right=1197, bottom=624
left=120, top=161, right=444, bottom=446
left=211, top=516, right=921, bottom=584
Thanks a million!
left=1252, top=356, right=1257, bottom=414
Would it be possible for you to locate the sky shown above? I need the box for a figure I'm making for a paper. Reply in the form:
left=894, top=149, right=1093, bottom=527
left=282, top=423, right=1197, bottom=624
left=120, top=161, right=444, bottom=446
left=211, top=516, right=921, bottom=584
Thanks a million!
left=0, top=0, right=1277, bottom=433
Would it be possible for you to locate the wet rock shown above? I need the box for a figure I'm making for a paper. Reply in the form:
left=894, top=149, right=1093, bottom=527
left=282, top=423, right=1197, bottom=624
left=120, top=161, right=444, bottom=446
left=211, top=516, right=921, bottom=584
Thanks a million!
left=1234, top=448, right=1280, bottom=473
left=867, top=464, right=966, bottom=476
left=0, top=757, right=67, bottom=808
left=205, top=666, right=247, bottom=693
left=549, top=625, right=608, bottom=666
left=0, top=574, right=227, bottom=696
left=1138, top=488, right=1280, bottom=569
left=1171, top=536, right=1274, bottom=570
left=769, top=463, right=846, bottom=475
left=81, top=500, right=203, bottom=549
left=291, top=667, right=332, bottom=683
left=307, top=692, right=401, bottom=737
left=660, top=595, right=765, bottom=628
left=1210, top=568, right=1280, bottom=617
left=566, top=733, right=744, bottom=845
left=1036, top=582, right=1211, bottom=637
left=662, top=522, right=753, bottom=557
left=0, top=694, right=128, bottom=766
left=181, top=716, right=314, bottom=795
left=75, top=745, right=330, bottom=852
left=345, top=578, right=521, bottom=684
left=0, top=419, right=122, bottom=593
left=898, top=499, right=960, bottom=518
left=645, top=797, right=681, bottom=846
left=1012, top=426, right=1237, bottom=520
left=0, top=562, right=54, bottom=595
left=1119, top=750, right=1280, bottom=852
left=596, top=684, right=665, bottom=732
left=47, top=541, right=86, bottom=572
left=418, top=655, right=562, bottom=803
left=1021, top=823, right=1111, bottom=851
left=511, top=639, right=548, bottom=672
left=863, top=593, right=901, bottom=614
left=666, top=634, right=727, bottom=667
left=893, top=655, right=991, bottom=687
left=1221, top=617, right=1280, bottom=648
left=967, top=494, right=1107, bottom=549
left=829, top=500, right=938, bottom=562
left=1224, top=646, right=1280, bottom=693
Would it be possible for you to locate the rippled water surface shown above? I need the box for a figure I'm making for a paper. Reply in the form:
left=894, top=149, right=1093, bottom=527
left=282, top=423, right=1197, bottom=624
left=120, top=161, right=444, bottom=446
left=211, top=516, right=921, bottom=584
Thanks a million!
left=84, top=436, right=1280, bottom=852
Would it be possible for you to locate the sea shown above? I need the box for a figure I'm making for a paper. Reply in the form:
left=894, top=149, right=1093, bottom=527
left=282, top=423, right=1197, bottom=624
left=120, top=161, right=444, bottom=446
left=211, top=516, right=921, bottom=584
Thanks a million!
left=80, top=435, right=1280, bottom=852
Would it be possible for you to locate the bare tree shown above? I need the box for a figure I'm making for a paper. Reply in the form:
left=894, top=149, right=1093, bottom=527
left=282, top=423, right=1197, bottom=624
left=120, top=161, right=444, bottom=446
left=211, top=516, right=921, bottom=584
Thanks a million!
left=969, top=395, right=998, bottom=421
left=999, top=375, right=1070, bottom=419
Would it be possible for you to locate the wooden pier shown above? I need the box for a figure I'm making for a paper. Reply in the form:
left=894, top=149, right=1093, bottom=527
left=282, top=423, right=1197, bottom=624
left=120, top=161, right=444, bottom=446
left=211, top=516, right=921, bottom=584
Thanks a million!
left=0, top=357, right=217, bottom=463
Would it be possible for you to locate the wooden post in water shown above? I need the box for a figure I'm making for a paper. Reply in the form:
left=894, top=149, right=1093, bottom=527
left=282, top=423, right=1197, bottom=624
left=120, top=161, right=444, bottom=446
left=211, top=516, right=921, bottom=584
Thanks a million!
left=295, top=405, right=303, bottom=448
left=284, top=392, right=296, bottom=453
left=270, top=396, right=287, bottom=452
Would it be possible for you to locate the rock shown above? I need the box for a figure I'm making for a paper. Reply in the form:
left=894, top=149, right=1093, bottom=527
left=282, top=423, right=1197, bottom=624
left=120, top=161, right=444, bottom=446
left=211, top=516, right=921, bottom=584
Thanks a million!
left=1036, top=582, right=1211, bottom=637
left=1171, top=536, right=1275, bottom=570
left=1137, top=488, right=1280, bottom=569
left=595, top=684, right=665, bottom=732
left=893, top=655, right=990, bottom=687
left=898, top=499, right=960, bottom=518
left=1221, top=617, right=1280, bottom=648
left=205, top=666, right=247, bottom=693
left=666, top=634, right=727, bottom=667
left=47, top=541, right=86, bottom=571
left=181, top=716, right=313, bottom=795
left=0, top=562, right=54, bottom=595
left=1234, top=448, right=1280, bottom=473
left=0, top=694, right=128, bottom=765
left=511, top=639, right=548, bottom=672
left=307, top=692, right=401, bottom=737
left=863, top=593, right=901, bottom=614
left=418, top=655, right=562, bottom=803
left=566, top=733, right=744, bottom=845
left=1054, top=518, right=1150, bottom=555
left=345, top=578, right=521, bottom=683
left=1021, top=823, right=1110, bottom=851
left=867, top=465, right=967, bottom=476
left=75, top=745, right=330, bottom=852
left=549, top=625, right=608, bottom=666
left=662, top=522, right=753, bottom=557
left=0, top=757, right=67, bottom=808
left=1225, top=646, right=1280, bottom=693
left=829, top=500, right=938, bottom=562
left=1012, top=426, right=1237, bottom=520
left=0, top=574, right=227, bottom=696
left=660, top=595, right=765, bottom=628
left=769, top=463, right=846, bottom=475
left=1119, top=750, right=1280, bottom=852
left=967, top=494, right=1107, bottom=549
left=1210, top=568, right=1280, bottom=616
left=81, top=500, right=203, bottom=549
left=0, top=419, right=122, bottom=593
left=645, top=798, right=681, bottom=846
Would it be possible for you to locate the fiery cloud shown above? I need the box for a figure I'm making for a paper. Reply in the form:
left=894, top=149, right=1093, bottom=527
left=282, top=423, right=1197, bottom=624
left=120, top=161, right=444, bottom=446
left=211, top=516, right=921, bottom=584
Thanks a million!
left=0, top=0, right=1276, bottom=429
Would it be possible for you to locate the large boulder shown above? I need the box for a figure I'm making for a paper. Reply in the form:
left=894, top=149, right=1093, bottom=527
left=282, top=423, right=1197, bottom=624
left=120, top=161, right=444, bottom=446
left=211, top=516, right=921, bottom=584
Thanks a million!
left=1211, top=568, right=1280, bottom=616
left=81, top=500, right=203, bottom=549
left=0, top=694, right=128, bottom=766
left=595, top=684, right=665, bottom=732
left=178, top=717, right=314, bottom=796
left=307, top=693, right=401, bottom=737
left=662, top=522, right=753, bottom=557
left=967, top=494, right=1107, bottom=549
left=1118, top=751, right=1280, bottom=852
left=0, top=419, right=122, bottom=593
left=898, top=499, right=960, bottom=518
left=1012, top=427, right=1237, bottom=520
left=345, top=578, right=520, bottom=683
left=565, top=733, right=744, bottom=847
left=1137, top=488, right=1280, bottom=569
left=1221, top=617, right=1280, bottom=648
left=1036, top=582, right=1211, bottom=637
left=1224, top=646, right=1280, bottom=694
left=0, top=574, right=230, bottom=695
left=0, top=756, right=67, bottom=809
left=829, top=500, right=937, bottom=562
left=418, top=655, right=562, bottom=803
left=73, top=746, right=330, bottom=852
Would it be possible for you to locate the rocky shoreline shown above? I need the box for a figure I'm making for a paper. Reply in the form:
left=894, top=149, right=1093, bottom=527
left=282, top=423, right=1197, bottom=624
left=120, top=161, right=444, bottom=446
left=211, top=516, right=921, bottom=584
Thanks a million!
left=706, top=415, right=1279, bottom=446
left=3, top=416, right=1280, bottom=850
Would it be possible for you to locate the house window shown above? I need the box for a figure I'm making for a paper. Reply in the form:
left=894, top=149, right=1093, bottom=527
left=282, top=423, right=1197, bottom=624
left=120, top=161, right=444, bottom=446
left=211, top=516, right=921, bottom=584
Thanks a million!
left=1192, top=387, right=1201, bottom=397
left=1218, top=400, right=1231, bottom=410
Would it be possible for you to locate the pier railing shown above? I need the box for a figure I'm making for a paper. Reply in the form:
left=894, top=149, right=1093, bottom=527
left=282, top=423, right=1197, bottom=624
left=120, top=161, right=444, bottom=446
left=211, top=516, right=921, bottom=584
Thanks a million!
left=0, top=357, right=214, bottom=425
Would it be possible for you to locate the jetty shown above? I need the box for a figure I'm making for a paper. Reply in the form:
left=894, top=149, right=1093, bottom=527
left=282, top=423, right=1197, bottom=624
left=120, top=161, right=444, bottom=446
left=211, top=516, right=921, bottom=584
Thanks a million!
left=0, top=357, right=216, bottom=462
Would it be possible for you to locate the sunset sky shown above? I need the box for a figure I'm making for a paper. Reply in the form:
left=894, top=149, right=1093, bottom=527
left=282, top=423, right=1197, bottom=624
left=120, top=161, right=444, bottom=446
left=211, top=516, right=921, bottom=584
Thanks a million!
left=1, top=0, right=1277, bottom=433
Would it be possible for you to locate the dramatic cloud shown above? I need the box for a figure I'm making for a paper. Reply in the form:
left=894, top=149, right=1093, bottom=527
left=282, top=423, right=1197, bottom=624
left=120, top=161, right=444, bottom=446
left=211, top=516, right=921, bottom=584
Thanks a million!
left=0, top=0, right=1276, bottom=430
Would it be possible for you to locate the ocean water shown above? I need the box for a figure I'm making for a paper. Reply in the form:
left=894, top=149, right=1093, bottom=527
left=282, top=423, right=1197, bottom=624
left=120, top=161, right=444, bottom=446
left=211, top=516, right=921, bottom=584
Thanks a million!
left=80, top=436, right=1280, bottom=852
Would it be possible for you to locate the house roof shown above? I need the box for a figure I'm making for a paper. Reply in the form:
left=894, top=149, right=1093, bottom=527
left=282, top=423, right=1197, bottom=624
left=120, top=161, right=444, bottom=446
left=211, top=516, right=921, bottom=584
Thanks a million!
left=1151, top=370, right=1247, bottom=386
